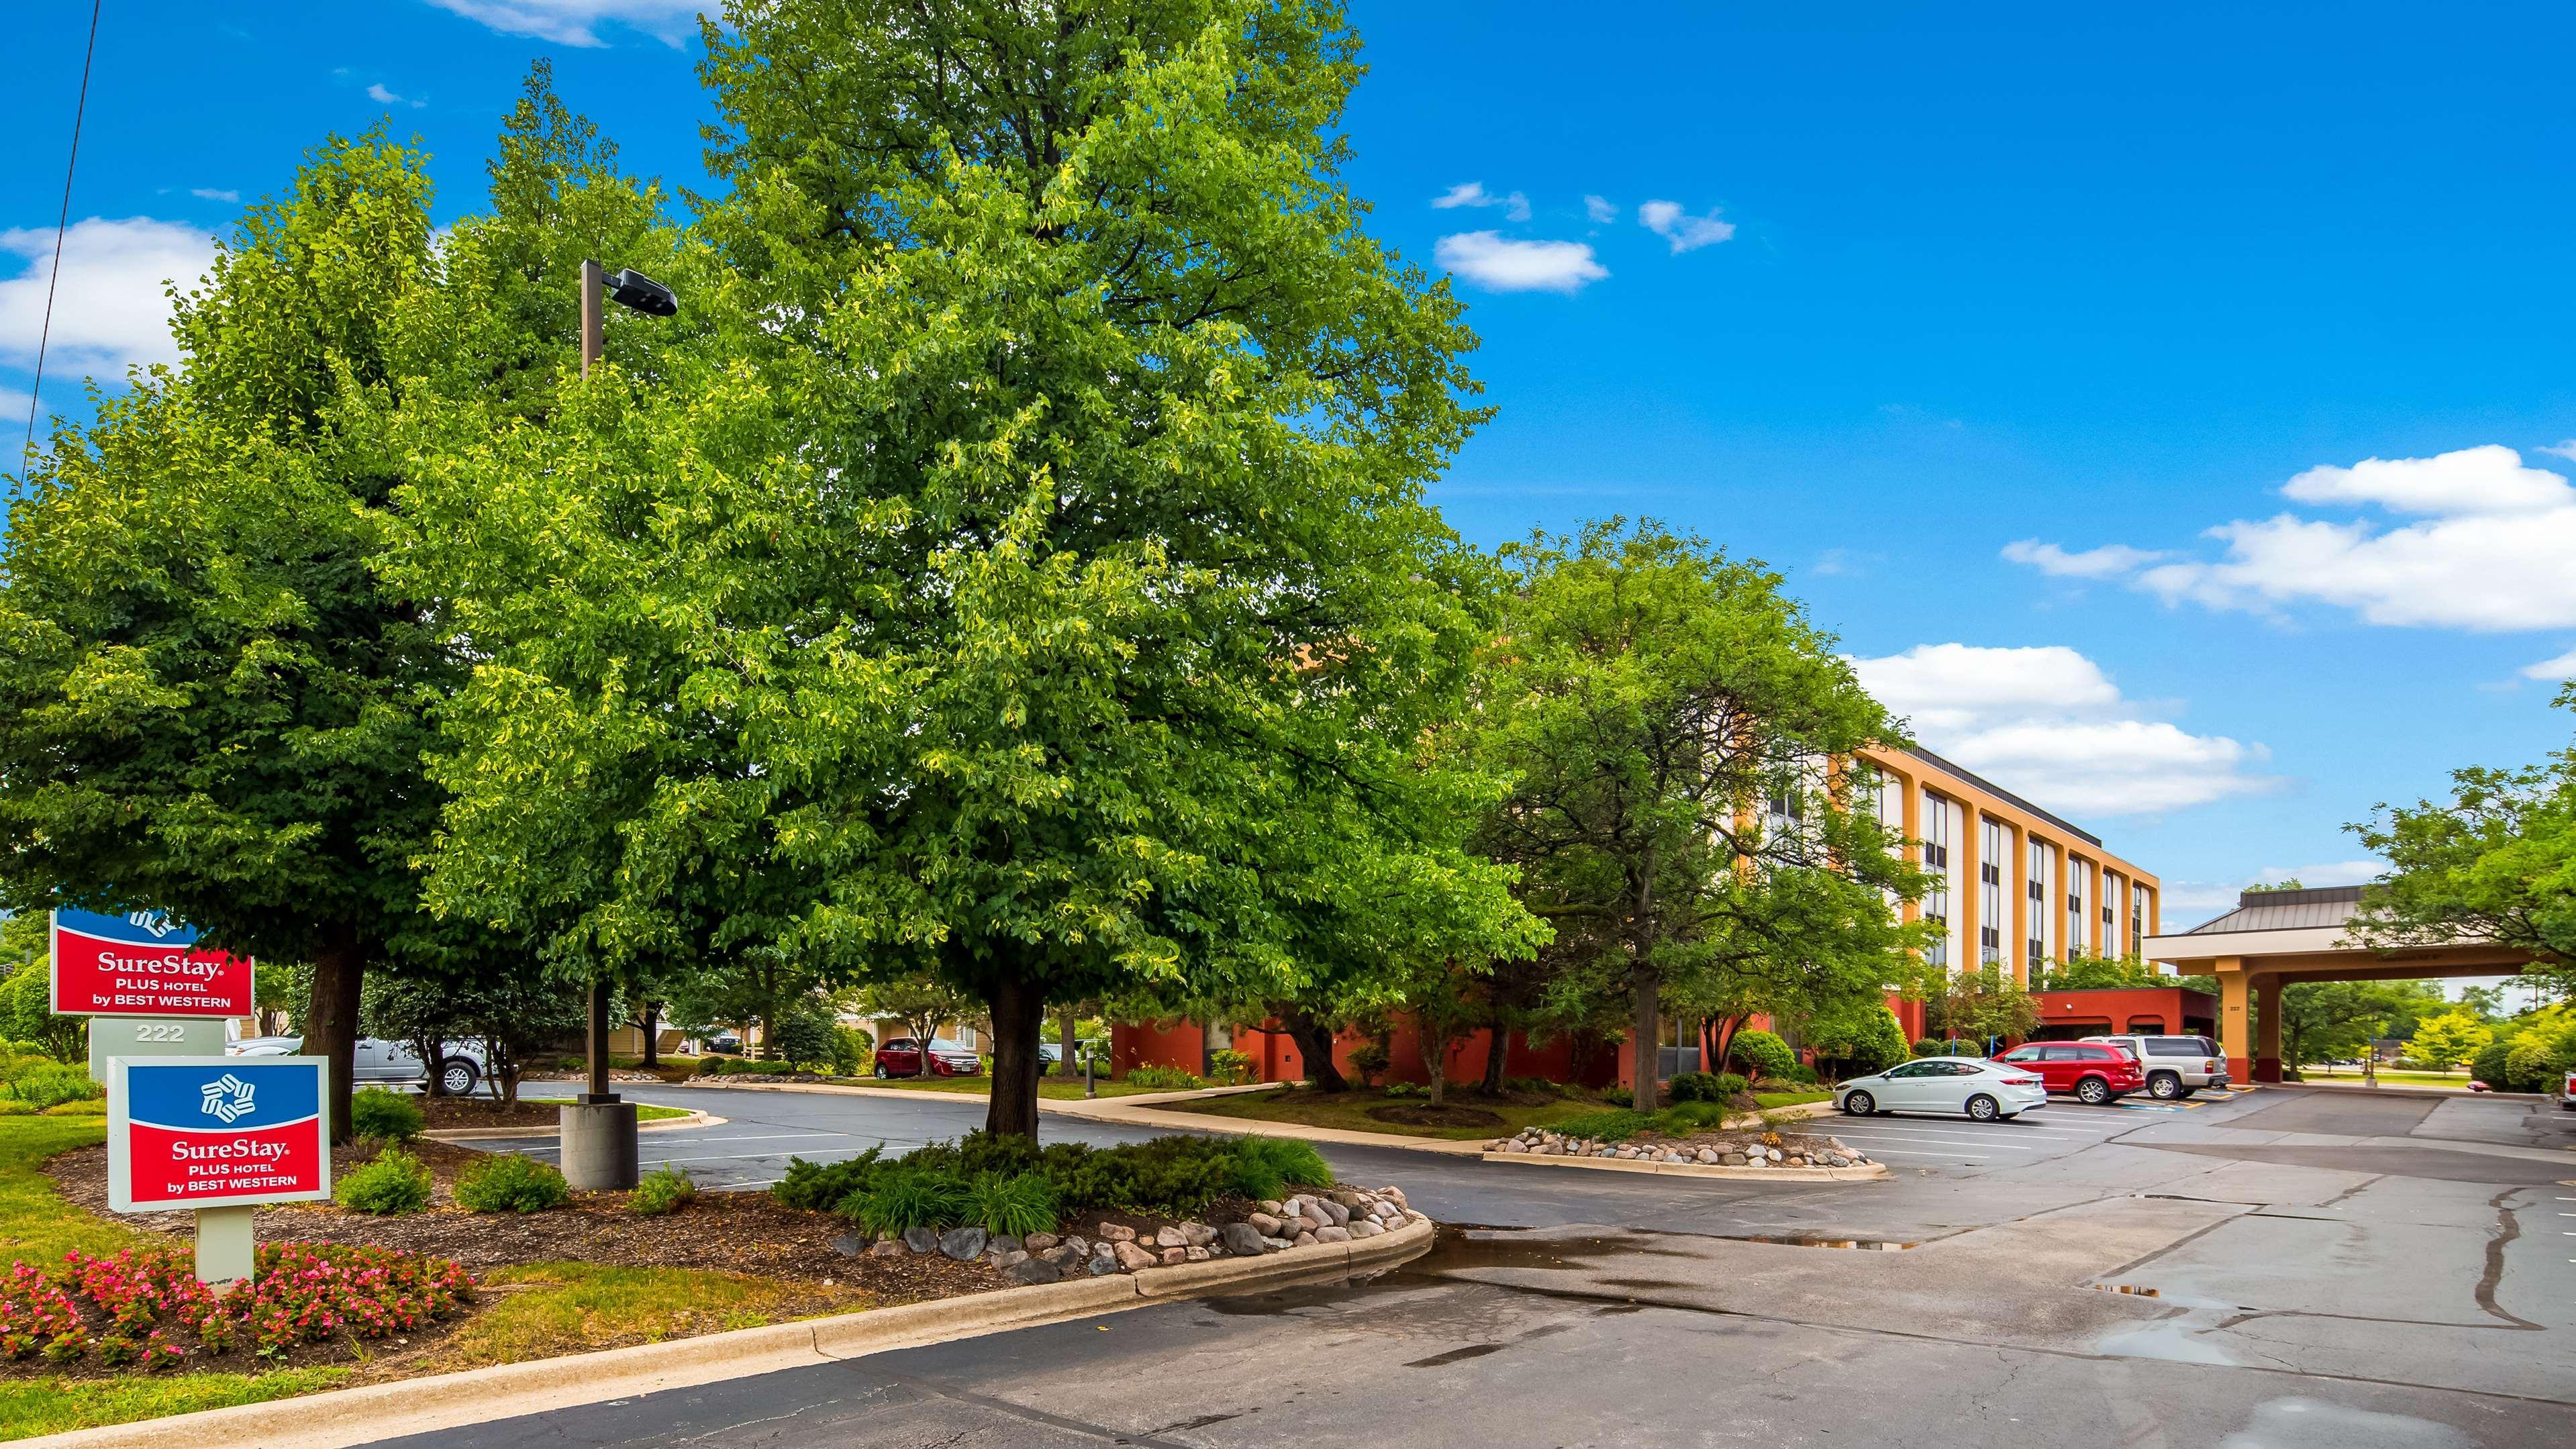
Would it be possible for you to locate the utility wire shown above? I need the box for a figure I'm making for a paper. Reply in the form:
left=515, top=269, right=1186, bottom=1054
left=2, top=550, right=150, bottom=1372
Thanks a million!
left=20, top=0, right=105, bottom=477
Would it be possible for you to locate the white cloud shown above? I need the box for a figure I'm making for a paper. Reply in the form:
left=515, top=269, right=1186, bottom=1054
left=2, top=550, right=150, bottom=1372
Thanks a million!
left=1434, top=232, right=1607, bottom=295
left=2000, top=540, right=2167, bottom=579
left=2534, top=439, right=2576, bottom=461
left=2010, top=446, right=2576, bottom=632
left=1637, top=199, right=1735, bottom=253
left=188, top=188, right=239, bottom=203
left=1583, top=195, right=1618, bottom=223
left=419, top=0, right=703, bottom=46
left=0, top=217, right=214, bottom=375
left=364, top=83, right=425, bottom=108
left=1849, top=643, right=2273, bottom=819
left=2522, top=645, right=2576, bottom=681
left=2163, top=860, right=2386, bottom=917
left=1430, top=181, right=1530, bottom=222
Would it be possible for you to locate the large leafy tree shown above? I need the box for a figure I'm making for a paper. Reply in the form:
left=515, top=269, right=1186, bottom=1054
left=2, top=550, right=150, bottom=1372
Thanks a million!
left=406, top=0, right=1528, bottom=1140
left=1473, top=521, right=1931, bottom=1111
left=2350, top=685, right=2576, bottom=1001
left=2275, top=979, right=2439, bottom=1070
left=0, top=133, right=445, bottom=1138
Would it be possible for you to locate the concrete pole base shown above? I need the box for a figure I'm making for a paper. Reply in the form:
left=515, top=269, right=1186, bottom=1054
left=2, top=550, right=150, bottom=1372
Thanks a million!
left=559, top=1101, right=640, bottom=1191
left=195, top=1204, right=256, bottom=1288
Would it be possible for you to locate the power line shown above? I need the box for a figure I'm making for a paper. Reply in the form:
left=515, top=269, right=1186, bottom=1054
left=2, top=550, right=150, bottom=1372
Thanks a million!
left=20, top=0, right=105, bottom=477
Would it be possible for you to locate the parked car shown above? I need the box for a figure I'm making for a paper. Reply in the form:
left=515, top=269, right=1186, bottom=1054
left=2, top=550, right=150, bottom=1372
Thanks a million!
left=2563, top=1070, right=2576, bottom=1111
left=2080, top=1034, right=2229, bottom=1100
left=226, top=1036, right=487, bottom=1095
left=1991, top=1042, right=2144, bottom=1105
left=701, top=1032, right=744, bottom=1055
left=873, top=1037, right=983, bottom=1079
left=1835, top=1056, right=2048, bottom=1121
left=1038, top=1040, right=1105, bottom=1066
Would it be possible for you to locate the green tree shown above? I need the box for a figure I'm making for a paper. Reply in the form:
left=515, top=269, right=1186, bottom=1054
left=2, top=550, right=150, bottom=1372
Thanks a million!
left=2275, top=979, right=2437, bottom=1070
left=409, top=0, right=1530, bottom=1140
left=2350, top=686, right=2575, bottom=1001
left=1471, top=520, right=1932, bottom=1110
left=1928, top=964, right=2039, bottom=1050
left=2406, top=1011, right=2491, bottom=1073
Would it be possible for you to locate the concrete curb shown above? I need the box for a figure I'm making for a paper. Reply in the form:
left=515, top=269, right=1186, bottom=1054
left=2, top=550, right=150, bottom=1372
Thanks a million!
left=1477, top=1150, right=1888, bottom=1183
left=1073, top=1099, right=1491, bottom=1155
left=423, top=1109, right=722, bottom=1142
left=30, top=1215, right=1435, bottom=1449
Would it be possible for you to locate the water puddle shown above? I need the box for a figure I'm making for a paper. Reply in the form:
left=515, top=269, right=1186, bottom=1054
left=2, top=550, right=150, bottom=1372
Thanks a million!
left=1722, top=1234, right=1918, bottom=1251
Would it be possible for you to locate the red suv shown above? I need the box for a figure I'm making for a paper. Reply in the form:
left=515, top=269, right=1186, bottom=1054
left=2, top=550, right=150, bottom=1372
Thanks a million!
left=1991, top=1042, right=2142, bottom=1105
left=873, top=1038, right=983, bottom=1079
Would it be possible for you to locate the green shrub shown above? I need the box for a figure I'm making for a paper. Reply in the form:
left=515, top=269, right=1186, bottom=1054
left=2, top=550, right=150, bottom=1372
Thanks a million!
left=848, top=1170, right=970, bottom=1236
left=630, top=1164, right=696, bottom=1217
left=556, top=1056, right=585, bottom=1072
left=1382, top=1080, right=1425, bottom=1098
left=1346, top=1041, right=1391, bottom=1086
left=773, top=1147, right=885, bottom=1211
left=1838, top=1009, right=1912, bottom=1075
left=2471, top=1040, right=2516, bottom=1090
left=1552, top=1109, right=1649, bottom=1142
left=1228, top=1136, right=1332, bottom=1201
left=1205, top=1048, right=1256, bottom=1085
left=1122, top=1064, right=1204, bottom=1091
left=456, top=1154, right=571, bottom=1213
left=1666, top=1072, right=1749, bottom=1104
left=771, top=1001, right=837, bottom=1070
left=0, top=1099, right=34, bottom=1117
left=1, top=1062, right=102, bottom=1110
left=964, top=1170, right=1057, bottom=1238
left=829, top=1027, right=873, bottom=1077
left=1502, top=1077, right=1566, bottom=1097
left=350, top=1087, right=426, bottom=1142
left=41, top=1100, right=105, bottom=1117
left=335, top=1148, right=432, bottom=1215
left=1911, top=1038, right=1946, bottom=1058
left=1728, top=1030, right=1798, bottom=1080
left=1603, top=1086, right=1633, bottom=1107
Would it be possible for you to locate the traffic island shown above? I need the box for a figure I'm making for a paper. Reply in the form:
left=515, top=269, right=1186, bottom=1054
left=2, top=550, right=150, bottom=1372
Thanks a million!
left=1483, top=1125, right=1891, bottom=1182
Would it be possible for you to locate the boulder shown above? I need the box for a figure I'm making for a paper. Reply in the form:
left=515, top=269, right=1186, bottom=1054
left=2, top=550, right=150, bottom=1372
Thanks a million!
left=869, top=1240, right=907, bottom=1258
left=1185, top=1246, right=1210, bottom=1262
left=1156, top=1226, right=1189, bottom=1249
left=1113, top=1240, right=1157, bottom=1272
left=1247, top=1212, right=1283, bottom=1236
left=902, top=1226, right=940, bottom=1255
left=1024, top=1232, right=1059, bottom=1252
left=1087, top=1248, right=1122, bottom=1276
left=1061, top=1236, right=1090, bottom=1258
left=1260, top=1236, right=1293, bottom=1252
left=1097, top=1222, right=1137, bottom=1243
left=1292, top=1232, right=1318, bottom=1250
left=1259, top=1200, right=1284, bottom=1215
left=939, top=1226, right=989, bottom=1261
left=1329, top=1189, right=1365, bottom=1209
left=989, top=1234, right=1022, bottom=1257
left=1723, top=1153, right=1748, bottom=1166
left=1005, top=1257, right=1064, bottom=1285
left=1160, top=1246, right=1189, bottom=1265
left=995, top=1250, right=1030, bottom=1268
left=1318, top=1199, right=1350, bottom=1226
left=1222, top=1222, right=1267, bottom=1256
left=1179, top=1221, right=1218, bottom=1248
left=1315, top=1225, right=1352, bottom=1244
left=1382, top=1187, right=1407, bottom=1208
left=830, top=1234, right=867, bottom=1257
left=1348, top=1219, right=1385, bottom=1239
left=1695, top=1148, right=1720, bottom=1164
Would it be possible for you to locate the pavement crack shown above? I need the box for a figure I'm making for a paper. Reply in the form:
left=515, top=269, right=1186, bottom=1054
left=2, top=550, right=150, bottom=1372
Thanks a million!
left=2476, top=1187, right=2544, bottom=1330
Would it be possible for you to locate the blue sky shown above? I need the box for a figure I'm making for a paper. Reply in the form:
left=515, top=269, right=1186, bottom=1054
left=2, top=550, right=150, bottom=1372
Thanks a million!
left=8, top=1, right=2575, bottom=937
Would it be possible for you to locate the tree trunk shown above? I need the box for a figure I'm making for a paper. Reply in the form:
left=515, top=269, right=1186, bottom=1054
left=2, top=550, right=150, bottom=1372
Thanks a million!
left=1425, top=1027, right=1449, bottom=1107
left=985, top=976, right=1046, bottom=1141
left=638, top=1003, right=661, bottom=1068
left=1629, top=956, right=1661, bottom=1113
left=1282, top=1007, right=1346, bottom=1092
left=1056, top=1003, right=1078, bottom=1077
left=1480, top=1023, right=1509, bottom=1095
left=305, top=924, right=368, bottom=1143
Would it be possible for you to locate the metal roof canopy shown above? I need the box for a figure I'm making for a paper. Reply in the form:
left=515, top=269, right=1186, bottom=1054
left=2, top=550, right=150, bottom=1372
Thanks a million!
left=2146, top=884, right=2534, bottom=981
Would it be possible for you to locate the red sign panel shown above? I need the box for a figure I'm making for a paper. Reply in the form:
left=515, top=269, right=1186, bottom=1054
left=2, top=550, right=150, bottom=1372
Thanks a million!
left=109, top=1058, right=330, bottom=1211
left=50, top=909, right=254, bottom=1018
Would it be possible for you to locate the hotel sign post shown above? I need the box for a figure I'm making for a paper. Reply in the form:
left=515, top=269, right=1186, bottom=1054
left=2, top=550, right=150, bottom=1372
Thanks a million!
left=50, top=909, right=254, bottom=1084
left=108, top=1056, right=329, bottom=1286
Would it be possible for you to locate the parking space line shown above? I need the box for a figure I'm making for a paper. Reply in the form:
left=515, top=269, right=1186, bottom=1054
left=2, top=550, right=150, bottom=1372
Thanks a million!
left=1829, top=1122, right=2059, bottom=1141
left=1839, top=1146, right=1991, bottom=1160
left=1826, top=1133, right=2038, bottom=1152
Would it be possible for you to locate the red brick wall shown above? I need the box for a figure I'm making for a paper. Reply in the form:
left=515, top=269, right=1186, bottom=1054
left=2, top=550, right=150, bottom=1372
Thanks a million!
left=2024, top=987, right=2219, bottom=1044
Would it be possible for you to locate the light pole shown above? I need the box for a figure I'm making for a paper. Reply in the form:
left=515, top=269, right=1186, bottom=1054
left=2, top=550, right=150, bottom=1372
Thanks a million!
left=560, top=258, right=677, bottom=1193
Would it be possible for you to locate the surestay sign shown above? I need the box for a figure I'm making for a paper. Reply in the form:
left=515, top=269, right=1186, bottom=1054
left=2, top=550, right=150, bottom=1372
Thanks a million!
left=109, top=1056, right=330, bottom=1211
left=50, top=908, right=253, bottom=1018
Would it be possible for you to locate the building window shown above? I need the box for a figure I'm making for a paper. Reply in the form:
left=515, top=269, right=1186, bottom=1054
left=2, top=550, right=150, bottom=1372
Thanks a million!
left=2067, top=864, right=2087, bottom=956
left=1979, top=818, right=2004, bottom=964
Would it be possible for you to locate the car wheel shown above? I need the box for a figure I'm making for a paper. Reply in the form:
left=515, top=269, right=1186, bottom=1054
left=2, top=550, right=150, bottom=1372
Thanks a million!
left=1965, top=1094, right=2000, bottom=1121
left=2077, top=1077, right=2112, bottom=1105
left=1842, top=1090, right=1876, bottom=1116
left=874, top=1063, right=890, bottom=1080
left=438, top=1058, right=479, bottom=1096
left=2148, top=1072, right=2182, bottom=1100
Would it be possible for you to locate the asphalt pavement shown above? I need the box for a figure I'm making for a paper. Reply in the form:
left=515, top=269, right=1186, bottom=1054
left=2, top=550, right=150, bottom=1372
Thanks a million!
left=393, top=1083, right=2576, bottom=1448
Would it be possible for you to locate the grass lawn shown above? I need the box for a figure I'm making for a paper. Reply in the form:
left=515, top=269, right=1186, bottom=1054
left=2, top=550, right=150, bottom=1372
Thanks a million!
left=1752, top=1090, right=1835, bottom=1110
left=636, top=1103, right=693, bottom=1121
left=2297, top=1066, right=2481, bottom=1089
left=0, top=1368, right=353, bottom=1442
left=1162, top=1086, right=1616, bottom=1140
left=444, top=1263, right=862, bottom=1366
left=835, top=1074, right=1186, bottom=1100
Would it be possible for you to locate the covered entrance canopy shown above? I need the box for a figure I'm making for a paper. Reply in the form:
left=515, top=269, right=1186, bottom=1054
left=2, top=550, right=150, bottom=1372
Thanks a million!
left=2142, top=885, right=2536, bottom=1082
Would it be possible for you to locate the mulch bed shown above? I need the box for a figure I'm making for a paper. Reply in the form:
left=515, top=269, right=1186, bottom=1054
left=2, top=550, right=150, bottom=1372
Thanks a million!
left=43, top=1141, right=999, bottom=1301
left=415, top=1097, right=572, bottom=1131
left=1367, top=1103, right=1508, bottom=1129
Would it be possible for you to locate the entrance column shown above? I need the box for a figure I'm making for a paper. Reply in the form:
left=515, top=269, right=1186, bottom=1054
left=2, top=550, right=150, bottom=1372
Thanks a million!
left=2253, top=974, right=2283, bottom=1083
left=2216, top=957, right=2251, bottom=1082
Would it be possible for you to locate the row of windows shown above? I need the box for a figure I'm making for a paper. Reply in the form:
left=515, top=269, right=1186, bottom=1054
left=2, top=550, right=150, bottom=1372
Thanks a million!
left=1905, top=785, right=2150, bottom=969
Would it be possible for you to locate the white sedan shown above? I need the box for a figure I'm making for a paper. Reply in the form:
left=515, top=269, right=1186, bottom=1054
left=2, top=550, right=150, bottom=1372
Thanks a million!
left=1835, top=1056, right=2048, bottom=1121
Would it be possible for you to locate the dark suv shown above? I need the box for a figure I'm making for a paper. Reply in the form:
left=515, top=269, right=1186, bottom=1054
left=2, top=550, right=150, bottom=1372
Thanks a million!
left=2083, top=1034, right=2228, bottom=1100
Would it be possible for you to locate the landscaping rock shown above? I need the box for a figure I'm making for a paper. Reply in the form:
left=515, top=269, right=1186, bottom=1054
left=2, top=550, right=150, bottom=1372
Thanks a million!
left=1024, top=1232, right=1058, bottom=1252
left=1185, top=1246, right=1209, bottom=1262
left=939, top=1227, right=989, bottom=1261
left=903, top=1226, right=940, bottom=1255
left=1247, top=1212, right=1283, bottom=1237
left=1222, top=1222, right=1267, bottom=1256
left=1292, top=1232, right=1318, bottom=1250
left=1006, top=1257, right=1064, bottom=1285
left=1097, top=1222, right=1137, bottom=1243
left=830, top=1234, right=867, bottom=1257
left=1317, top=1199, right=1350, bottom=1226
left=1061, top=1235, right=1089, bottom=1258
left=1113, top=1241, right=1157, bottom=1272
left=1260, top=1200, right=1283, bottom=1214
left=1087, top=1248, right=1122, bottom=1276
left=1179, top=1221, right=1217, bottom=1248
left=1160, top=1246, right=1189, bottom=1265
left=1155, top=1226, right=1189, bottom=1249
left=1260, top=1236, right=1293, bottom=1252
left=1330, top=1189, right=1365, bottom=1209
left=995, top=1250, right=1030, bottom=1268
left=869, top=1240, right=906, bottom=1258
left=1349, top=1219, right=1385, bottom=1239
left=1695, top=1148, right=1720, bottom=1164
left=1724, top=1152, right=1748, bottom=1166
left=1315, top=1225, right=1352, bottom=1244
left=1383, top=1187, right=1407, bottom=1207
left=989, top=1234, right=1022, bottom=1257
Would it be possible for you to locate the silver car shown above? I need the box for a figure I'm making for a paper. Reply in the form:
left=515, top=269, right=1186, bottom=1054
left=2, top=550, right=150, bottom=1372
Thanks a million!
left=228, top=1035, right=487, bottom=1095
left=1835, top=1056, right=2049, bottom=1121
left=2082, top=1034, right=2228, bottom=1100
